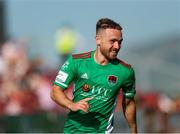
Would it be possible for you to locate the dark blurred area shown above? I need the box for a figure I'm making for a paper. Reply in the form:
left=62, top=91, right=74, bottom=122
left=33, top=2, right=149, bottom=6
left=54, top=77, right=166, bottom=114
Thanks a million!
left=0, top=0, right=179, bottom=133
left=0, top=0, right=6, bottom=44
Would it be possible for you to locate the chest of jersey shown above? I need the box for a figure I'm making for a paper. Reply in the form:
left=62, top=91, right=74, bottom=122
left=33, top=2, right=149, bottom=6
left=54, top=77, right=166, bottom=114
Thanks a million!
left=73, top=59, right=125, bottom=102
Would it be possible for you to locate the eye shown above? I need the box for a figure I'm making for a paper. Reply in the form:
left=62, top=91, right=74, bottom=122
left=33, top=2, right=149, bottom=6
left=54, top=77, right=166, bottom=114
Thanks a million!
left=110, top=39, right=116, bottom=44
left=118, top=39, right=123, bottom=44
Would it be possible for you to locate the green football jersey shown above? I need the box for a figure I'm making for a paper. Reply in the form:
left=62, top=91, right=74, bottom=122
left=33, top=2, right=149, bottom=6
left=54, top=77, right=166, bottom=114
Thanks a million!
left=53, top=51, right=136, bottom=133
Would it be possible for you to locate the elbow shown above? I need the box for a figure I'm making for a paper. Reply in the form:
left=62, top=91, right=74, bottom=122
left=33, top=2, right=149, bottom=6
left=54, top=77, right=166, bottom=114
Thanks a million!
left=50, top=89, right=56, bottom=101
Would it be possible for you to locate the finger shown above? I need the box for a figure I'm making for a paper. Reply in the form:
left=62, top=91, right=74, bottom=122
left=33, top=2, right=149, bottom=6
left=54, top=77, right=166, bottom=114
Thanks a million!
left=79, top=102, right=90, bottom=110
left=78, top=105, right=89, bottom=113
left=79, top=101, right=90, bottom=110
left=81, top=97, right=93, bottom=102
left=79, top=101, right=88, bottom=106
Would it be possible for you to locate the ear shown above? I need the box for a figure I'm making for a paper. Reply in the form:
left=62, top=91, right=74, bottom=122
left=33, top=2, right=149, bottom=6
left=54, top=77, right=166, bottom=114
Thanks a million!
left=96, top=35, right=101, bottom=46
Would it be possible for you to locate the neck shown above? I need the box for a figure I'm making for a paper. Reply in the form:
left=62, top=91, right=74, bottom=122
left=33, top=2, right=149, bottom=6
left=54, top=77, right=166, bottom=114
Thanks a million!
left=94, top=49, right=109, bottom=65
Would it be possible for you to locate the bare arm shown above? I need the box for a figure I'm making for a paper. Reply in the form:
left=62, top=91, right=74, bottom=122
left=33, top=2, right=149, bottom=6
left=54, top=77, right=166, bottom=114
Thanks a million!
left=51, top=85, right=91, bottom=113
left=122, top=97, right=138, bottom=133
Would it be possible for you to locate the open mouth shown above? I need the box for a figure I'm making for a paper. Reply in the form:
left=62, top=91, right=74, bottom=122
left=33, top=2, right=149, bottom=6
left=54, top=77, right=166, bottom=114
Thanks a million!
left=111, top=51, right=118, bottom=55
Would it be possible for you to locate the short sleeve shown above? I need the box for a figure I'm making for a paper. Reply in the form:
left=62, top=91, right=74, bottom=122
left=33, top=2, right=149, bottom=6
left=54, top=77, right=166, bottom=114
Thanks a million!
left=122, top=67, right=136, bottom=99
left=53, top=56, right=76, bottom=89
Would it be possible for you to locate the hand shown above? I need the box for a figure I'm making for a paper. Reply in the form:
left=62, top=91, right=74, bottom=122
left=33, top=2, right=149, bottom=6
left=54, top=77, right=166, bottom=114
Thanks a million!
left=68, top=97, right=93, bottom=113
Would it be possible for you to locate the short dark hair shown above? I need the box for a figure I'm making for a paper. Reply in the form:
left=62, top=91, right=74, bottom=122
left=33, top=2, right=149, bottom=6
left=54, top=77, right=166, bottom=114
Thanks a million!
left=96, top=18, right=122, bottom=34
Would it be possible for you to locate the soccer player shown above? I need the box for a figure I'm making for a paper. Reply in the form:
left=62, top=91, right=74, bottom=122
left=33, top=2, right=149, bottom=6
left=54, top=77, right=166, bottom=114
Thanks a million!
left=51, top=18, right=138, bottom=133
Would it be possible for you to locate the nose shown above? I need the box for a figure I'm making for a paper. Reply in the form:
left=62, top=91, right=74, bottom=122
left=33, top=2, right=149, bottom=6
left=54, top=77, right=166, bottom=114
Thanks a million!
left=113, top=41, right=121, bottom=50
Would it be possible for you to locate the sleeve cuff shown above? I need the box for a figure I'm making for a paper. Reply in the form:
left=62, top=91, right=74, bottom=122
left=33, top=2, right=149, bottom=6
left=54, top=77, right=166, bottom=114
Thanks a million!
left=123, top=92, right=135, bottom=99
left=53, top=81, right=68, bottom=89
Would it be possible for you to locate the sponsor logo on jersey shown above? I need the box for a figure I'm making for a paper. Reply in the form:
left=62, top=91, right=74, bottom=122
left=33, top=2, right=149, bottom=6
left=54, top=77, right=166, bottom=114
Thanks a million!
left=108, top=75, right=117, bottom=86
left=82, top=83, right=91, bottom=92
left=81, top=73, right=88, bottom=79
left=56, top=71, right=68, bottom=82
left=80, top=85, right=113, bottom=101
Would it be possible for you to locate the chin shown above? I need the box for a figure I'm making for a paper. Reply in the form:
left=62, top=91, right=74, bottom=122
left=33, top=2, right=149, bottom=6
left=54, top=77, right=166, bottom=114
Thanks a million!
left=109, top=55, right=117, bottom=60
left=111, top=53, right=118, bottom=58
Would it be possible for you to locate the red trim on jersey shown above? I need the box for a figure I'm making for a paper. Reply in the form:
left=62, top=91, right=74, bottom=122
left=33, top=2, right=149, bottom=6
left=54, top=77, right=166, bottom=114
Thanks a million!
left=117, top=58, right=131, bottom=68
left=72, top=52, right=91, bottom=59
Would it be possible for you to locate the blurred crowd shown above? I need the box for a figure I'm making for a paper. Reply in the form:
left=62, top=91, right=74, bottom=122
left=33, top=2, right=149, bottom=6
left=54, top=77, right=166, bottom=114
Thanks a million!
left=0, top=38, right=179, bottom=133
left=136, top=90, right=180, bottom=133
left=0, top=38, right=65, bottom=116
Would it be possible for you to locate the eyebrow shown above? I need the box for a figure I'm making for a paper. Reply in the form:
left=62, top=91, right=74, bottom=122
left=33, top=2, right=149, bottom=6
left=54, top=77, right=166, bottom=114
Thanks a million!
left=110, top=38, right=123, bottom=42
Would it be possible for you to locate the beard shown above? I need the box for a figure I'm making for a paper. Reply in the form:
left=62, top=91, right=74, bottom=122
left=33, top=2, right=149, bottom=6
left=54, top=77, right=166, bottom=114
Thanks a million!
left=100, top=48, right=119, bottom=60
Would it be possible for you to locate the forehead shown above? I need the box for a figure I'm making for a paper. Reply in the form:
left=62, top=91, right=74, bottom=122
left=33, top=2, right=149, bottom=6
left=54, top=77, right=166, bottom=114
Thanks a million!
left=101, top=28, right=122, bottom=39
left=105, top=28, right=121, bottom=34
left=100, top=29, right=122, bottom=40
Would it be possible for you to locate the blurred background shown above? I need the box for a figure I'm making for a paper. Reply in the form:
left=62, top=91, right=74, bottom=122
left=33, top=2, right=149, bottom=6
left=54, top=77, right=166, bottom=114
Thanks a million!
left=0, top=0, right=179, bottom=133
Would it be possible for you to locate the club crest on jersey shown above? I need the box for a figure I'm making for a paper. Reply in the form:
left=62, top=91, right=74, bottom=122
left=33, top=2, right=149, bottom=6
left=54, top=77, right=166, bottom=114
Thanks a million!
left=108, top=75, right=117, bottom=86
left=82, top=83, right=91, bottom=92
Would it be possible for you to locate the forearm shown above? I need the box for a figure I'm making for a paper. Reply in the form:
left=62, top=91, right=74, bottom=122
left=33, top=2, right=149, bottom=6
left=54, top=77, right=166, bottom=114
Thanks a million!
left=51, top=85, right=91, bottom=113
left=123, top=98, right=138, bottom=133
left=51, top=85, right=73, bottom=110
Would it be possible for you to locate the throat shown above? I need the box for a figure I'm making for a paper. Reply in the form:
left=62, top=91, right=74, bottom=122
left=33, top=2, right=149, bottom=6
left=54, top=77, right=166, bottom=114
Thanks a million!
left=94, top=50, right=109, bottom=65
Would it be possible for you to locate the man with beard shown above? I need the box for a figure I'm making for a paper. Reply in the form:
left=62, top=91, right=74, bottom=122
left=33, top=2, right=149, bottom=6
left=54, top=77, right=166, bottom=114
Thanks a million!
left=51, top=18, right=137, bottom=133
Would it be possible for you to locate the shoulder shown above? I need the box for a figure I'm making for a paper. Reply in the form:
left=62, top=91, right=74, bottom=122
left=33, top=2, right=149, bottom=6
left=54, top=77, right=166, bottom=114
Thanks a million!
left=116, top=58, right=132, bottom=69
left=72, top=51, right=92, bottom=59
